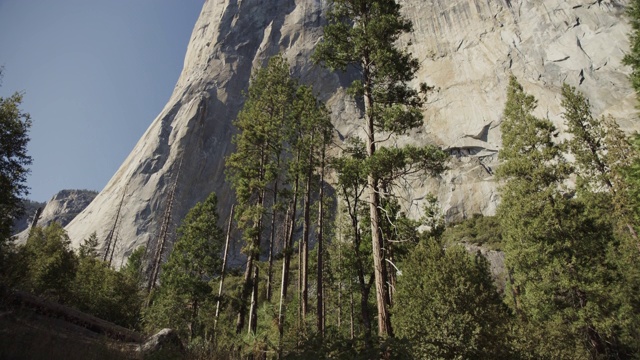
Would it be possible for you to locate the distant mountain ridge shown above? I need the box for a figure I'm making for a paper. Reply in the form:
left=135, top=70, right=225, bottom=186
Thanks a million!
left=11, top=199, right=46, bottom=235
left=13, top=189, right=97, bottom=243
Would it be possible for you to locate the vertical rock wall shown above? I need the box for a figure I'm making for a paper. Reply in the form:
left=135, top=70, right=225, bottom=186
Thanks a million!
left=65, top=0, right=635, bottom=266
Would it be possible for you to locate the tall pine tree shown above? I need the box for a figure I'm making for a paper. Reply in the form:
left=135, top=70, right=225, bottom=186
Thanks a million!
left=226, top=54, right=297, bottom=335
left=314, top=0, right=445, bottom=338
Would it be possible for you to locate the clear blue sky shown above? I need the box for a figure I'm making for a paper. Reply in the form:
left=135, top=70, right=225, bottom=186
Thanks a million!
left=0, top=0, right=204, bottom=202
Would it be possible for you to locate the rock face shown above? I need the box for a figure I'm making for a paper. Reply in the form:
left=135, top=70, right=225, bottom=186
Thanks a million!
left=65, top=0, right=636, bottom=266
left=11, top=199, right=46, bottom=235
left=14, top=190, right=97, bottom=244
left=138, top=328, right=184, bottom=356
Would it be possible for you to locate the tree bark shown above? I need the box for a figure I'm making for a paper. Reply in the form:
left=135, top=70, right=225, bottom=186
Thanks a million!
left=316, top=148, right=325, bottom=336
left=364, top=60, right=392, bottom=338
left=248, top=266, right=260, bottom=335
left=267, top=175, right=279, bottom=302
left=301, top=148, right=313, bottom=322
left=236, top=145, right=267, bottom=334
left=278, top=164, right=300, bottom=338
left=214, top=205, right=234, bottom=333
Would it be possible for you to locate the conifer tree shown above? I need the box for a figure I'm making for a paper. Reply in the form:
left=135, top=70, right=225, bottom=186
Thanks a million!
left=145, top=193, right=224, bottom=340
left=393, top=241, right=513, bottom=359
left=314, top=0, right=446, bottom=338
left=498, top=76, right=630, bottom=358
left=562, top=84, right=640, bottom=356
left=226, top=54, right=297, bottom=334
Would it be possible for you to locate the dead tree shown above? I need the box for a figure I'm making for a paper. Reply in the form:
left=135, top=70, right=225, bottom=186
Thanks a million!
left=214, top=205, right=234, bottom=332
left=146, top=156, right=183, bottom=292
left=103, top=185, right=127, bottom=266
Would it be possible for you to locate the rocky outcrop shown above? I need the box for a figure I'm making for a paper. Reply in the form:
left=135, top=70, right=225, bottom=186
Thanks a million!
left=11, top=199, right=46, bottom=235
left=138, top=328, right=184, bottom=357
left=65, top=0, right=636, bottom=266
left=14, top=190, right=97, bottom=244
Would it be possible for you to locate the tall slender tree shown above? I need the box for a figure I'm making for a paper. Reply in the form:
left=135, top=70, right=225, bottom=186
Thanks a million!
left=144, top=193, right=224, bottom=340
left=314, top=0, right=445, bottom=337
left=226, top=54, right=296, bottom=334
left=498, top=76, right=633, bottom=358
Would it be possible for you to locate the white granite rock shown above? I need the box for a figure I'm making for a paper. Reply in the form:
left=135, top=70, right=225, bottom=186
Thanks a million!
left=14, top=190, right=97, bottom=244
left=64, top=0, right=636, bottom=266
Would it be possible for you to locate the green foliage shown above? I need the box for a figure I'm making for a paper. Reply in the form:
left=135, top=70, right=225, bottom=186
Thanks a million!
left=441, top=214, right=502, bottom=250
left=226, top=54, right=295, bottom=211
left=145, top=192, right=224, bottom=341
left=315, top=0, right=448, bottom=339
left=314, top=0, right=424, bottom=134
left=624, top=0, right=640, bottom=98
left=8, top=224, right=144, bottom=328
left=393, top=240, right=513, bottom=359
left=0, top=72, right=32, bottom=248
left=498, top=76, right=638, bottom=359
left=79, top=232, right=100, bottom=258
left=72, top=254, right=142, bottom=329
left=20, top=223, right=77, bottom=301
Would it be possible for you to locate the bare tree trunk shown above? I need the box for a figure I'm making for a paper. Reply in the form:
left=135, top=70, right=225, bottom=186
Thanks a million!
left=104, top=185, right=127, bottom=265
left=248, top=266, right=260, bottom=335
left=337, top=244, right=342, bottom=331
left=316, top=148, right=325, bottom=336
left=236, top=146, right=267, bottom=334
left=297, top=235, right=302, bottom=331
left=267, top=176, right=279, bottom=302
left=236, top=251, right=255, bottom=334
left=349, top=278, right=355, bottom=340
left=214, top=205, right=234, bottom=333
left=364, top=61, right=392, bottom=338
left=147, top=157, right=182, bottom=293
left=301, top=150, right=313, bottom=322
left=277, top=162, right=300, bottom=356
left=343, top=186, right=372, bottom=343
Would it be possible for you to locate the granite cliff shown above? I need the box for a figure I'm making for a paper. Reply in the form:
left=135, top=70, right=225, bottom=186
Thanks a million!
left=64, top=0, right=635, bottom=266
left=14, top=190, right=97, bottom=244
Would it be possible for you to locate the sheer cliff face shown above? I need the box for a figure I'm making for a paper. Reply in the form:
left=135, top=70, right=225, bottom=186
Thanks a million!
left=66, top=0, right=634, bottom=265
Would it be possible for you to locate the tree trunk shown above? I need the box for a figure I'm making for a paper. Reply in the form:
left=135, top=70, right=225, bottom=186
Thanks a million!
left=316, top=147, right=325, bottom=336
left=236, top=251, right=255, bottom=334
left=214, top=205, right=234, bottom=333
left=267, top=175, right=279, bottom=302
left=349, top=278, right=355, bottom=340
left=343, top=186, right=372, bottom=343
left=248, top=266, right=260, bottom=335
left=278, top=161, right=300, bottom=355
left=236, top=145, right=267, bottom=334
left=147, top=157, right=182, bottom=293
left=363, top=61, right=392, bottom=338
left=301, top=146, right=314, bottom=322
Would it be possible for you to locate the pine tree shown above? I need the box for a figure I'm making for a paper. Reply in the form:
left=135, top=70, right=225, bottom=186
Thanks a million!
left=498, top=76, right=630, bottom=358
left=393, top=241, right=513, bottom=359
left=145, top=192, right=224, bottom=340
left=314, top=0, right=446, bottom=338
left=330, top=137, right=374, bottom=343
left=226, top=54, right=297, bottom=334
left=562, top=84, right=640, bottom=357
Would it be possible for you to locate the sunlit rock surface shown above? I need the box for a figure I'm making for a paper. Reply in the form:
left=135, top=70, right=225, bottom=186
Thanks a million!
left=14, top=189, right=97, bottom=244
left=65, top=0, right=635, bottom=266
